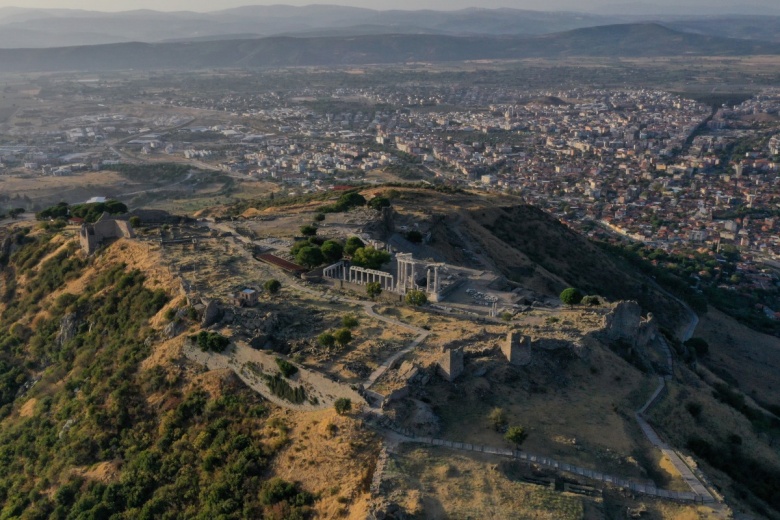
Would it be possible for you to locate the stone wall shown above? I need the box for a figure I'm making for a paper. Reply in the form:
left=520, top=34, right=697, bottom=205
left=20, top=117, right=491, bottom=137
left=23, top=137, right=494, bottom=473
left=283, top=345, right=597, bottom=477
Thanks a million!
left=502, top=331, right=532, bottom=366
left=436, top=347, right=464, bottom=381
left=602, top=301, right=657, bottom=348
left=79, top=212, right=135, bottom=254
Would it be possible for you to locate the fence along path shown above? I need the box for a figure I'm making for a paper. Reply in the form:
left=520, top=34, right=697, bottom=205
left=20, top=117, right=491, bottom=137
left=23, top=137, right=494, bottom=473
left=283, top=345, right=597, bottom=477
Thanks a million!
left=363, top=412, right=712, bottom=503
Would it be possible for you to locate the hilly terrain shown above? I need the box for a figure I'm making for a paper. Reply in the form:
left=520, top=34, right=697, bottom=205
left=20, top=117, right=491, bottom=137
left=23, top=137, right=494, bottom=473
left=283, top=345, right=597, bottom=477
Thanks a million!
left=0, top=23, right=778, bottom=73
left=1, top=5, right=780, bottom=49
left=2, top=187, right=780, bottom=518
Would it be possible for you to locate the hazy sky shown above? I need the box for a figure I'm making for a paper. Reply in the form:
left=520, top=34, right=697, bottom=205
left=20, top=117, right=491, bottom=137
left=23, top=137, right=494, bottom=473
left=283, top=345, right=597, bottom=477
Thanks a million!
left=0, top=0, right=774, bottom=13
left=0, top=0, right=667, bottom=12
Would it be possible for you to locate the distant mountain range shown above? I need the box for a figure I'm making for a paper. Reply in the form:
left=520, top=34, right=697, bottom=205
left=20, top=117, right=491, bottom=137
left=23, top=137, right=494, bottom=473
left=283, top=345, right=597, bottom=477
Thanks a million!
left=0, top=23, right=778, bottom=73
left=0, top=5, right=779, bottom=49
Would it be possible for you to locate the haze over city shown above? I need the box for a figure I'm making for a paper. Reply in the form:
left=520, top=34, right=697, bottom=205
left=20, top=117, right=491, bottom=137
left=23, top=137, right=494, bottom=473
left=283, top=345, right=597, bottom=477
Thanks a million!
left=0, top=0, right=777, bottom=14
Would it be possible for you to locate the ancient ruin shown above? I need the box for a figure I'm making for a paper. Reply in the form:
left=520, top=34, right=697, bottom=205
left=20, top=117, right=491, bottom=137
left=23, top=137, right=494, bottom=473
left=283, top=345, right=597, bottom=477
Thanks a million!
left=78, top=212, right=135, bottom=254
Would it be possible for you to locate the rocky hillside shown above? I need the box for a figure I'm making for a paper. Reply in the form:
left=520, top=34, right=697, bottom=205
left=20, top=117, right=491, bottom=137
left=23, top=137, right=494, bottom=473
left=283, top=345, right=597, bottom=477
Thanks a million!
left=0, top=225, right=378, bottom=519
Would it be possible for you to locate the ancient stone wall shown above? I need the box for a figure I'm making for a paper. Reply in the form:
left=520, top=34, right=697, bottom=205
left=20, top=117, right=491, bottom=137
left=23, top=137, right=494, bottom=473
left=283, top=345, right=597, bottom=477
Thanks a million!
left=437, top=347, right=464, bottom=382
left=502, top=332, right=532, bottom=366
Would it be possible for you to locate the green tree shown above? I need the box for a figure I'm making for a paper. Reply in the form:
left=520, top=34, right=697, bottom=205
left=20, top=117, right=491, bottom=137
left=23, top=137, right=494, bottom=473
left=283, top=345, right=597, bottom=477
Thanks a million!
left=351, top=247, right=391, bottom=270
left=333, top=328, right=352, bottom=348
left=344, top=236, right=365, bottom=256
left=264, top=279, right=281, bottom=295
left=321, top=240, right=344, bottom=264
left=295, top=246, right=324, bottom=269
left=505, top=426, right=528, bottom=449
left=334, top=398, right=352, bottom=415
left=406, top=230, right=423, bottom=244
left=9, top=208, right=24, bottom=219
left=405, top=290, right=428, bottom=307
left=367, top=197, right=391, bottom=210
left=341, top=315, right=359, bottom=329
left=128, top=216, right=141, bottom=228
left=366, top=281, right=382, bottom=299
left=317, top=332, right=335, bottom=349
left=300, top=224, right=318, bottom=237
left=488, top=407, right=507, bottom=432
left=314, top=213, right=325, bottom=222
left=559, top=288, right=583, bottom=307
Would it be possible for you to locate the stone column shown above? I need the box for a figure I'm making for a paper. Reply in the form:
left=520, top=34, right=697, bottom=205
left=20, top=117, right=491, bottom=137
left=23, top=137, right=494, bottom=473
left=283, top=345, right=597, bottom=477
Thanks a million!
left=427, top=269, right=432, bottom=292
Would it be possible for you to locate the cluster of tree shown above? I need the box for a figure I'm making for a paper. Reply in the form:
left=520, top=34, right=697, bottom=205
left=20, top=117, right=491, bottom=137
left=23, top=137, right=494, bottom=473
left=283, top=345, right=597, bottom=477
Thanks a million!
left=291, top=236, right=344, bottom=269
left=264, top=373, right=307, bottom=404
left=320, top=191, right=366, bottom=213
left=190, top=331, right=230, bottom=353
left=317, top=328, right=353, bottom=349
left=275, top=357, right=298, bottom=378
left=37, top=200, right=128, bottom=223
left=0, top=231, right=327, bottom=518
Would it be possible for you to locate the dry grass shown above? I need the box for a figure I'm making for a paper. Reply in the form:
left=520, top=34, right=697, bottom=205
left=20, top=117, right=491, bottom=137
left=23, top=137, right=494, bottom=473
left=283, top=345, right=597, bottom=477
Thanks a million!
left=268, top=409, right=380, bottom=519
left=386, top=445, right=585, bottom=519
left=694, top=307, right=780, bottom=406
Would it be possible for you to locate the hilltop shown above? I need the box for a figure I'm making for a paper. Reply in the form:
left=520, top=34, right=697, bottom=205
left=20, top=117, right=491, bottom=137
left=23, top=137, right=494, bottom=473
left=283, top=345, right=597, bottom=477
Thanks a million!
left=0, top=24, right=779, bottom=73
left=1, top=187, right=780, bottom=518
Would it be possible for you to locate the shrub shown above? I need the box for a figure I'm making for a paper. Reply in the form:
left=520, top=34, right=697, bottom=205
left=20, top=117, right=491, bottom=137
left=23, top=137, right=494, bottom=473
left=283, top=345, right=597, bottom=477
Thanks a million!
left=317, top=332, right=335, bottom=349
left=684, top=337, right=709, bottom=357
left=686, top=401, right=703, bottom=419
left=333, top=328, right=352, bottom=348
left=334, top=398, right=352, bottom=415
left=406, top=230, right=423, bottom=243
left=581, top=295, right=601, bottom=306
left=505, top=426, right=528, bottom=448
left=488, top=407, right=507, bottom=431
left=191, top=331, right=230, bottom=352
left=341, top=315, right=359, bottom=329
left=366, top=282, right=382, bottom=299
left=405, top=290, right=427, bottom=307
left=264, top=279, right=281, bottom=295
left=367, top=197, right=390, bottom=210
left=299, top=225, right=317, bottom=237
left=275, top=358, right=298, bottom=378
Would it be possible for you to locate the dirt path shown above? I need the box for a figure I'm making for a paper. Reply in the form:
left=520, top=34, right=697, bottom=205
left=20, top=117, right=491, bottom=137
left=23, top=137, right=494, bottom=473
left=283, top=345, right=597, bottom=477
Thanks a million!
left=184, top=340, right=364, bottom=411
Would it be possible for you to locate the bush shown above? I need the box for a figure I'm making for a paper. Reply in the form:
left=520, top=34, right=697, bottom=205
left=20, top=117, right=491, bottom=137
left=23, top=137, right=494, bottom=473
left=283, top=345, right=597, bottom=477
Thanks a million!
left=317, top=332, right=335, bottom=349
left=488, top=407, right=507, bottom=431
left=191, top=331, right=230, bottom=352
left=264, top=279, right=281, bottom=295
left=333, top=328, right=352, bottom=348
left=405, top=290, right=427, bottom=307
left=366, top=282, right=382, bottom=299
left=341, top=315, right=359, bottom=329
left=264, top=374, right=306, bottom=404
left=299, top=225, right=317, bottom=237
left=275, top=358, right=298, bottom=378
left=505, top=426, right=528, bottom=448
left=581, top=295, right=601, bottom=306
left=686, top=401, right=703, bottom=418
left=367, top=197, right=390, bottom=210
left=684, top=337, right=709, bottom=357
left=405, top=230, right=423, bottom=243
left=334, top=398, right=352, bottom=415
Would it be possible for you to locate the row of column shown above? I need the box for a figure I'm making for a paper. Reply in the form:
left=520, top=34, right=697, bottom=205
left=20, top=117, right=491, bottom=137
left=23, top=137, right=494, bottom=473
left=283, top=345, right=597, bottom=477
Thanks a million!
left=397, top=255, right=416, bottom=294
left=425, top=266, right=441, bottom=295
left=350, top=268, right=393, bottom=289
